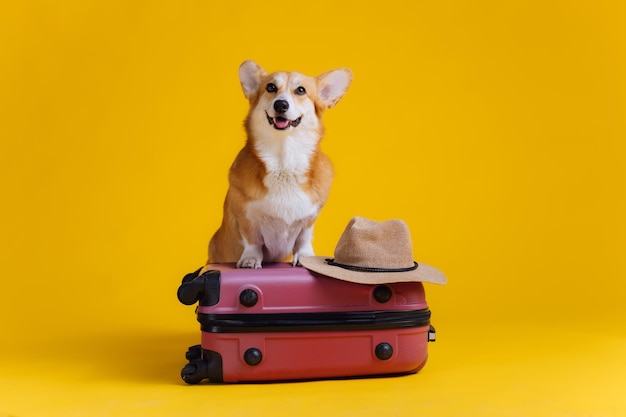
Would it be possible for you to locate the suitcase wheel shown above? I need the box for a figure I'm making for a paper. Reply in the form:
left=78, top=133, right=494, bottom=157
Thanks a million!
left=177, top=270, right=221, bottom=306
left=185, top=344, right=202, bottom=361
left=181, top=360, right=209, bottom=384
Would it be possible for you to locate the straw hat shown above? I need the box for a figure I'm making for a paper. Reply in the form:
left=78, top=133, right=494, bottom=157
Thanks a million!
left=299, top=217, right=447, bottom=285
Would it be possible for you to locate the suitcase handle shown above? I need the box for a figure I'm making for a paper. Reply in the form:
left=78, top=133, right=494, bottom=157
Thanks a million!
left=177, top=268, right=221, bottom=306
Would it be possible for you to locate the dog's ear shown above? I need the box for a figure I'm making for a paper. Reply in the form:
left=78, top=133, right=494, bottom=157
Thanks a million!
left=317, top=68, right=352, bottom=109
left=239, top=60, right=267, bottom=99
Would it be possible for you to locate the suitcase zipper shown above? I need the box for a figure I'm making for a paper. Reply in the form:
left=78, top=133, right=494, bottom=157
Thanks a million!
left=198, top=309, right=431, bottom=333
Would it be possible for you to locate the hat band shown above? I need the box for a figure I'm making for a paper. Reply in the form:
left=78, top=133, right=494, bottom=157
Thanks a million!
left=325, top=259, right=418, bottom=273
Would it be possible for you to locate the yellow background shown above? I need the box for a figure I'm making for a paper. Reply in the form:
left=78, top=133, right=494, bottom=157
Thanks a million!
left=1, top=0, right=625, bottom=416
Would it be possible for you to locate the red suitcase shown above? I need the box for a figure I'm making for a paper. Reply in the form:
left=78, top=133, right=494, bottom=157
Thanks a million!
left=177, top=263, right=436, bottom=383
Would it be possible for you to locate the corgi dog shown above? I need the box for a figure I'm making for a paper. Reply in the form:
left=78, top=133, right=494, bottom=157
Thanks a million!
left=207, top=60, right=352, bottom=269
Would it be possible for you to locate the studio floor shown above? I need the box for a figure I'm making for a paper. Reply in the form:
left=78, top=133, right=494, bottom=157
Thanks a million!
left=1, top=317, right=624, bottom=417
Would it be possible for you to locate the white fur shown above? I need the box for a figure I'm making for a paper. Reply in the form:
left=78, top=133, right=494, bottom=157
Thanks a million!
left=244, top=129, right=322, bottom=265
left=238, top=237, right=263, bottom=269
left=253, top=127, right=320, bottom=177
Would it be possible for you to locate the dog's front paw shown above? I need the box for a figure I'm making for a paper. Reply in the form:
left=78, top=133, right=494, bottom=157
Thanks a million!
left=237, top=257, right=263, bottom=269
left=292, top=250, right=313, bottom=267
left=292, top=253, right=304, bottom=267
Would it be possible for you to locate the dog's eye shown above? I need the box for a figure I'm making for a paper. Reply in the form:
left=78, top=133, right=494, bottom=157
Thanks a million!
left=266, top=83, right=277, bottom=93
left=295, top=86, right=306, bottom=96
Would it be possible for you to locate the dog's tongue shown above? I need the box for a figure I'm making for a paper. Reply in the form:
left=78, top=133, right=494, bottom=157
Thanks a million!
left=275, top=117, right=290, bottom=129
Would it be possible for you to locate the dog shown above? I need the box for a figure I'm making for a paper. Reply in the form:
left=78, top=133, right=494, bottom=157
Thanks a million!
left=207, top=60, right=352, bottom=269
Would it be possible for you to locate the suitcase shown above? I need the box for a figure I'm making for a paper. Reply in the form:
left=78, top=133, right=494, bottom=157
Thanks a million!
left=177, top=263, right=436, bottom=384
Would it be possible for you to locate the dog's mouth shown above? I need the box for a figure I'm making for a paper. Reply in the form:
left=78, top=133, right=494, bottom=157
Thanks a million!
left=266, top=112, right=303, bottom=130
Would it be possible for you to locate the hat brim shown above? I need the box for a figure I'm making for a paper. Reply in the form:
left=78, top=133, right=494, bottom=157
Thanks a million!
left=299, top=256, right=447, bottom=285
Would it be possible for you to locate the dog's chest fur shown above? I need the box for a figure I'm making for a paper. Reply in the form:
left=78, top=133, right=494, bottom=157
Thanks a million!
left=245, top=133, right=320, bottom=254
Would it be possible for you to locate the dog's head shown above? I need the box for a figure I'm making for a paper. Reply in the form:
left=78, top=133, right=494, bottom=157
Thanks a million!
left=239, top=60, right=352, bottom=136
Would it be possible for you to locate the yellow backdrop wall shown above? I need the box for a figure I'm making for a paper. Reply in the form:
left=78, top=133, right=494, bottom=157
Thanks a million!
left=1, top=1, right=624, bottom=416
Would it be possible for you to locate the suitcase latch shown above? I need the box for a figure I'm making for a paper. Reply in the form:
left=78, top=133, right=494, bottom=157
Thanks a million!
left=428, top=325, right=436, bottom=342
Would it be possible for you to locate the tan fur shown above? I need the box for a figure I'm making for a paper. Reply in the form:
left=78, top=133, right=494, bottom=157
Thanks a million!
left=207, top=60, right=352, bottom=269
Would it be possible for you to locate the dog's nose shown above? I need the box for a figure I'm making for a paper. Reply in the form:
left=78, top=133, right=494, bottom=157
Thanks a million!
left=274, top=100, right=289, bottom=114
